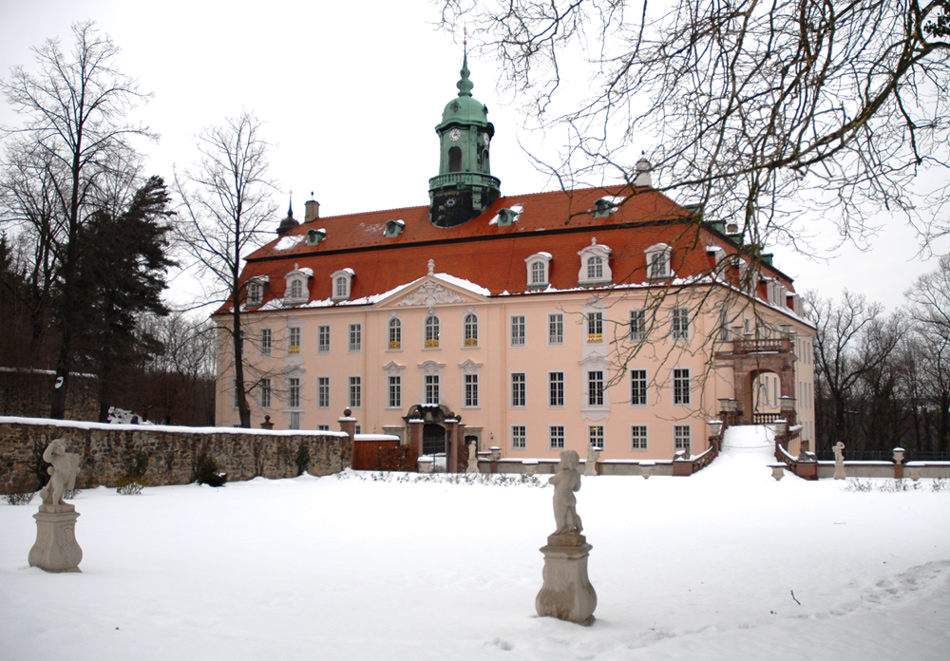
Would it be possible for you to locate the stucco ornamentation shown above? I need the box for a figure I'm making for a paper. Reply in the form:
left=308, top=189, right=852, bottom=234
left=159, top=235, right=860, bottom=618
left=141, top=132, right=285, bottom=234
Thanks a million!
left=397, top=281, right=464, bottom=310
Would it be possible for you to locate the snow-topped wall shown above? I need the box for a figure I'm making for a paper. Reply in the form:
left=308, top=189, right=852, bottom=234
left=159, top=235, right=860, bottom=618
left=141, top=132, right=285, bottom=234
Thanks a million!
left=0, top=417, right=353, bottom=494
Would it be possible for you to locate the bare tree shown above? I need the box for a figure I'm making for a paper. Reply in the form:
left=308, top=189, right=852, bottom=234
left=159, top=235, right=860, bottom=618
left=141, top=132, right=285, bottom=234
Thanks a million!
left=808, top=291, right=904, bottom=451
left=1, top=21, right=151, bottom=418
left=441, top=1, right=950, bottom=247
left=174, top=111, right=277, bottom=427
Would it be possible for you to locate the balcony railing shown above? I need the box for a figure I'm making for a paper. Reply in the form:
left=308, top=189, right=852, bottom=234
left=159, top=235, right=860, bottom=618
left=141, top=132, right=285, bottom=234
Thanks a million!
left=587, top=333, right=603, bottom=343
left=288, top=345, right=300, bottom=354
left=732, top=338, right=793, bottom=354
left=464, top=337, right=478, bottom=347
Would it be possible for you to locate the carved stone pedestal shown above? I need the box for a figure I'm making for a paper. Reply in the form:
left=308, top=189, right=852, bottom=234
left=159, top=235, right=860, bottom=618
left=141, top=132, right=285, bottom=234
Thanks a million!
left=536, top=533, right=597, bottom=626
left=29, top=505, right=83, bottom=573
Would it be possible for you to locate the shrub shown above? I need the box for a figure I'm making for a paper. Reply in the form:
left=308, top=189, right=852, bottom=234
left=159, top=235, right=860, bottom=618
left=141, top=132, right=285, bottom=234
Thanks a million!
left=195, top=453, right=227, bottom=487
left=116, top=475, right=148, bottom=495
left=4, top=490, right=35, bottom=505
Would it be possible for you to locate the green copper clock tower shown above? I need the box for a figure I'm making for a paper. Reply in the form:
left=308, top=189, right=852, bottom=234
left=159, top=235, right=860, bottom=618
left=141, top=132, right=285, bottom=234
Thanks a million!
left=428, top=49, right=501, bottom=227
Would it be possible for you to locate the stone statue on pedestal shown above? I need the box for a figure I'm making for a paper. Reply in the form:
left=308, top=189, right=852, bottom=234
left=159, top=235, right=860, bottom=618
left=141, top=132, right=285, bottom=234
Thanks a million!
left=29, top=438, right=83, bottom=573
left=833, top=441, right=846, bottom=480
left=536, top=450, right=597, bottom=626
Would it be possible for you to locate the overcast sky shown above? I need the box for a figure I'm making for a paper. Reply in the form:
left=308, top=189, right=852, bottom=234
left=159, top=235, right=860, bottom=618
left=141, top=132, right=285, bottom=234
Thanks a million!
left=2, top=0, right=947, bottom=312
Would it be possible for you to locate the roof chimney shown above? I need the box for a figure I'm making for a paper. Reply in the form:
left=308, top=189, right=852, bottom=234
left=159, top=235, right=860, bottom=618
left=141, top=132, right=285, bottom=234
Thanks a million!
left=305, top=197, right=320, bottom=223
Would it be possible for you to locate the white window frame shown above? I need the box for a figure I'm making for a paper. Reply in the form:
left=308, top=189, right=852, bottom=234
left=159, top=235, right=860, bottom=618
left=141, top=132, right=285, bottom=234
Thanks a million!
left=588, top=425, right=605, bottom=450
left=260, top=328, right=272, bottom=355
left=549, top=425, right=565, bottom=450
left=671, top=306, right=690, bottom=341
left=510, top=315, right=526, bottom=347
left=463, top=310, right=479, bottom=348
left=673, top=368, right=691, bottom=405
left=674, top=425, right=691, bottom=452
left=246, top=278, right=265, bottom=306
left=384, top=362, right=404, bottom=409
left=645, top=243, right=672, bottom=280
left=288, top=377, right=301, bottom=409
left=348, top=323, right=362, bottom=352
left=348, top=376, right=362, bottom=408
left=525, top=252, right=553, bottom=288
left=630, top=369, right=647, bottom=406
left=587, top=370, right=605, bottom=407
left=317, top=376, right=330, bottom=409
left=512, top=425, right=527, bottom=450
left=424, top=315, right=440, bottom=349
left=631, top=425, right=648, bottom=451
left=586, top=311, right=604, bottom=344
left=317, top=325, right=330, bottom=353
left=260, top=378, right=271, bottom=409
left=548, top=313, right=564, bottom=346
left=629, top=309, right=647, bottom=341
left=511, top=372, right=526, bottom=407
left=460, top=359, right=481, bottom=409
left=388, top=315, right=402, bottom=351
left=283, top=267, right=310, bottom=306
left=288, top=326, right=301, bottom=354
left=577, top=242, right=612, bottom=286
left=549, top=371, right=564, bottom=407
left=331, top=268, right=354, bottom=301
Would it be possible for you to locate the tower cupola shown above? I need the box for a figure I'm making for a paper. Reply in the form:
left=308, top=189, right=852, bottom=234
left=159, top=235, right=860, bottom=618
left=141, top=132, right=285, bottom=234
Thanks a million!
left=428, top=48, right=501, bottom=227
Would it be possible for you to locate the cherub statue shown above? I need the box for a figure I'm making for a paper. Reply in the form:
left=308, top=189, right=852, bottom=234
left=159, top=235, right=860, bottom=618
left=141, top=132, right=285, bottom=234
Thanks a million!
left=38, top=438, right=80, bottom=507
left=549, top=450, right=583, bottom=535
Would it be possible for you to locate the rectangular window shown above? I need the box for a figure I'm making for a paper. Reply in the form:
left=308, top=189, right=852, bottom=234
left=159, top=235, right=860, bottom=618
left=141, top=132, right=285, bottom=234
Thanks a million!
left=289, top=377, right=300, bottom=408
left=388, top=375, right=401, bottom=409
left=548, top=313, right=564, bottom=345
left=549, top=425, right=565, bottom=449
left=587, top=312, right=603, bottom=343
left=348, top=323, right=361, bottom=352
left=261, top=328, right=272, bottom=355
left=629, top=310, right=646, bottom=340
left=348, top=376, right=361, bottom=408
left=511, top=372, right=526, bottom=407
left=630, top=369, right=647, bottom=406
left=288, top=326, right=301, bottom=354
left=671, top=306, right=690, bottom=340
left=674, top=425, right=691, bottom=452
left=511, top=425, right=526, bottom=449
left=510, top=315, right=526, bottom=346
left=631, top=425, right=648, bottom=450
left=318, top=325, right=330, bottom=353
left=673, top=368, right=691, bottom=405
left=289, top=412, right=300, bottom=430
left=549, top=372, right=564, bottom=407
left=587, top=370, right=604, bottom=406
left=317, top=424, right=330, bottom=432
left=260, top=378, right=271, bottom=409
left=317, top=377, right=330, bottom=409
left=464, top=373, right=479, bottom=408
left=425, top=374, right=440, bottom=405
left=588, top=425, right=604, bottom=449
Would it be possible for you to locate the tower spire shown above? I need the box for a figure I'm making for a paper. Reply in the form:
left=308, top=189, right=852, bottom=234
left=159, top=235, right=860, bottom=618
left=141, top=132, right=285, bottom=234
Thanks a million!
left=457, top=41, right=473, bottom=98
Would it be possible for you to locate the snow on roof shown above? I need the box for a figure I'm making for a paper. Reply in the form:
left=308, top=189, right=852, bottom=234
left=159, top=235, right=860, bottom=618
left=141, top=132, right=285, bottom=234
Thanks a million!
left=274, top=235, right=305, bottom=251
left=433, top=273, right=491, bottom=297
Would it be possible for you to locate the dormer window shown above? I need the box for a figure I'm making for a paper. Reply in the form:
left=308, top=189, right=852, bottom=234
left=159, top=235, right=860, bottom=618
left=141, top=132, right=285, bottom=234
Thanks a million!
left=246, top=276, right=268, bottom=307
left=525, top=252, right=552, bottom=288
left=577, top=240, right=612, bottom=286
left=497, top=208, right=518, bottom=226
left=283, top=265, right=312, bottom=306
left=331, top=268, right=355, bottom=302
left=306, top=228, right=326, bottom=245
left=384, top=219, right=405, bottom=238
left=646, top=243, right=672, bottom=280
left=593, top=198, right=618, bottom=218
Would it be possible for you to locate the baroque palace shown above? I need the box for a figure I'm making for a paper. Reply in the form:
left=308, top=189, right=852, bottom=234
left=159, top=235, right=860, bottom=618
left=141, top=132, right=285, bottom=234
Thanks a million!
left=214, top=52, right=816, bottom=465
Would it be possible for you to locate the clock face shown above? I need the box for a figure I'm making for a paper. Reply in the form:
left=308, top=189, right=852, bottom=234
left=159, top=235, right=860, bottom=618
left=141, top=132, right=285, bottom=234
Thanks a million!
left=449, top=128, right=461, bottom=141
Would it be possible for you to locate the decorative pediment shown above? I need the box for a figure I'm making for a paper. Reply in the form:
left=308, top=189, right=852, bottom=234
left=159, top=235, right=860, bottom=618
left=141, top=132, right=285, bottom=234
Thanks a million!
left=396, top=280, right=465, bottom=310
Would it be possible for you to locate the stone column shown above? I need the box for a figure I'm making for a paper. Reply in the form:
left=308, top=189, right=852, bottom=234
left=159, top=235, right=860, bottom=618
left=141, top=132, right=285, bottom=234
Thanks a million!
left=536, top=532, right=597, bottom=626
left=29, top=504, right=83, bottom=573
left=408, top=419, right=424, bottom=461
left=338, top=408, right=356, bottom=470
left=444, top=419, right=459, bottom=473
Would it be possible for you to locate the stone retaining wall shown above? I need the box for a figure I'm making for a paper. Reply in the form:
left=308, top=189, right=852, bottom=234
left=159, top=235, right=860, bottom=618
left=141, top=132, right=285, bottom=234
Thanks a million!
left=0, top=416, right=353, bottom=494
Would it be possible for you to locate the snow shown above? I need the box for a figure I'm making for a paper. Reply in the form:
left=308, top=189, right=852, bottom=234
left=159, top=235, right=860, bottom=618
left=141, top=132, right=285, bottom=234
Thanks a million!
left=2, top=429, right=949, bottom=660
left=273, top=235, right=305, bottom=251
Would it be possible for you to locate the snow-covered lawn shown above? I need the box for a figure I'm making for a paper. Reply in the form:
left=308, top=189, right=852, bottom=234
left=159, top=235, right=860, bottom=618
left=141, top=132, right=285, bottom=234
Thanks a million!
left=2, top=427, right=948, bottom=660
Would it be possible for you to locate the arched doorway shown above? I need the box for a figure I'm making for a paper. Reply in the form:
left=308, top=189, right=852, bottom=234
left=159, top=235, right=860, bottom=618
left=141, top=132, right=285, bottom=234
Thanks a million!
left=422, top=423, right=447, bottom=456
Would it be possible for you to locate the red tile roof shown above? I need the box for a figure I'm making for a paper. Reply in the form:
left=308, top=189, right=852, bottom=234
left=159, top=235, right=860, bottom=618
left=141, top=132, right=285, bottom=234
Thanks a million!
left=233, top=185, right=797, bottom=311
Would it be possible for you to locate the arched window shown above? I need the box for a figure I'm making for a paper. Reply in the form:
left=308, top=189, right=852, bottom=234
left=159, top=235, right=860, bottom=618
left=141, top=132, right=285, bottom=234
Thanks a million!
left=449, top=146, right=462, bottom=172
left=388, top=317, right=402, bottom=350
left=577, top=242, right=612, bottom=286
left=525, top=252, right=552, bottom=288
left=290, top=279, right=302, bottom=299
left=424, top=315, right=440, bottom=349
left=645, top=243, right=672, bottom=280
left=330, top=268, right=354, bottom=301
left=464, top=312, right=478, bottom=347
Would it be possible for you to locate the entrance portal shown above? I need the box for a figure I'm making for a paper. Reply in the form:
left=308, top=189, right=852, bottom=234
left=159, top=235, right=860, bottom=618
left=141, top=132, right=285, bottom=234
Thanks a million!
left=422, top=423, right=447, bottom=456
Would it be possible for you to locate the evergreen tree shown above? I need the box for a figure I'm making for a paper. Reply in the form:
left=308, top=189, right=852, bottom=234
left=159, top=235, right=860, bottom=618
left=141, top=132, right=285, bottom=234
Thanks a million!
left=74, top=176, right=176, bottom=421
